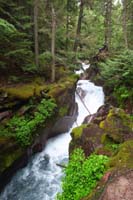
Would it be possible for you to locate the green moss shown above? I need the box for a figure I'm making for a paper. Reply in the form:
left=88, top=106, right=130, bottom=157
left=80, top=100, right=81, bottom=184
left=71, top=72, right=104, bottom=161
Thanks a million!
left=0, top=73, right=77, bottom=101
left=99, top=107, right=132, bottom=145
left=48, top=74, right=77, bottom=98
left=108, top=139, right=133, bottom=169
left=59, top=106, right=68, bottom=117
left=100, top=107, right=132, bottom=131
left=71, top=124, right=87, bottom=139
left=0, top=148, right=23, bottom=173
left=0, top=136, right=24, bottom=173
left=101, top=133, right=123, bottom=144
left=0, top=83, right=48, bottom=100
left=99, top=121, right=104, bottom=129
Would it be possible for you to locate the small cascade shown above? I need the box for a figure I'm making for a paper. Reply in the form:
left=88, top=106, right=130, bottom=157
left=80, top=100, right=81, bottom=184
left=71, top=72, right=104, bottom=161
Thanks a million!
left=0, top=63, right=104, bottom=200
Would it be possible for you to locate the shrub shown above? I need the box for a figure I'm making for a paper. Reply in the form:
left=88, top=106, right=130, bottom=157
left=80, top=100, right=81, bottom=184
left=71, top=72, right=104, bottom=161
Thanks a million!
left=99, top=50, right=133, bottom=107
left=57, top=148, right=109, bottom=200
left=1, top=98, right=56, bottom=147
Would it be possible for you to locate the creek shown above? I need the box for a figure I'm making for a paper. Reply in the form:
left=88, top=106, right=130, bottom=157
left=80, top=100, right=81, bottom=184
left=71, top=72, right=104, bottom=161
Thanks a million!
left=0, top=64, right=104, bottom=200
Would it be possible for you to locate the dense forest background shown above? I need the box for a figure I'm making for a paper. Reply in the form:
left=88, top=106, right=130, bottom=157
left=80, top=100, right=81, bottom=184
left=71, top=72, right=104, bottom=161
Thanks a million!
left=0, top=0, right=132, bottom=111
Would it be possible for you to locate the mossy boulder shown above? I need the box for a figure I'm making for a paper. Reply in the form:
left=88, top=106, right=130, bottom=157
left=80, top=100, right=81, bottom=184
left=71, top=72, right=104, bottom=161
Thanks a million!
left=69, top=124, right=87, bottom=154
left=108, top=139, right=133, bottom=169
left=99, top=107, right=132, bottom=143
left=71, top=124, right=87, bottom=139
left=70, top=124, right=103, bottom=156
left=82, top=139, right=133, bottom=200
left=70, top=107, right=132, bottom=157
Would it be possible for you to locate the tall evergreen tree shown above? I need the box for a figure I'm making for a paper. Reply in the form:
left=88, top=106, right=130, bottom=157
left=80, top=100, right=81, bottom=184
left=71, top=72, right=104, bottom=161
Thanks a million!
left=34, top=0, right=39, bottom=68
left=104, top=0, right=113, bottom=50
left=73, top=0, right=84, bottom=52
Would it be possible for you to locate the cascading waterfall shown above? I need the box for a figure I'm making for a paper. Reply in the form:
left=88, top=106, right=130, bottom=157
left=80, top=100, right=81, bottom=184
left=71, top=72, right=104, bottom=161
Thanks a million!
left=0, top=63, right=104, bottom=200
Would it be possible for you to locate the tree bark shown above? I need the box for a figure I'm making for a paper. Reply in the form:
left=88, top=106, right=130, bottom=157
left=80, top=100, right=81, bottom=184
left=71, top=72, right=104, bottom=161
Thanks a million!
left=34, top=0, right=39, bottom=68
left=51, top=4, right=56, bottom=82
left=104, top=0, right=112, bottom=50
left=73, top=0, right=84, bottom=52
left=128, top=0, right=133, bottom=49
left=66, top=0, right=70, bottom=51
left=122, top=0, right=128, bottom=49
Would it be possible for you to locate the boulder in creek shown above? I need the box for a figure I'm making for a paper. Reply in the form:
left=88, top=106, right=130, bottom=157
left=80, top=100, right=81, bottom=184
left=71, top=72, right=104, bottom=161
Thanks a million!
left=69, top=106, right=133, bottom=157
left=70, top=123, right=103, bottom=157
left=83, top=103, right=111, bottom=124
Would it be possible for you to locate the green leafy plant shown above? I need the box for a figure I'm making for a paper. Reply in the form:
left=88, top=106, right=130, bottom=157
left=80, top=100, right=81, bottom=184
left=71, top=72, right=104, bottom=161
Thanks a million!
left=0, top=98, right=56, bottom=147
left=57, top=148, right=109, bottom=200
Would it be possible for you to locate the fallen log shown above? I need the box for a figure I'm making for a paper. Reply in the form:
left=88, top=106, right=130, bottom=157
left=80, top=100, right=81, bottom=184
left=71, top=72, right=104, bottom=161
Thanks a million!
left=56, top=163, right=66, bottom=168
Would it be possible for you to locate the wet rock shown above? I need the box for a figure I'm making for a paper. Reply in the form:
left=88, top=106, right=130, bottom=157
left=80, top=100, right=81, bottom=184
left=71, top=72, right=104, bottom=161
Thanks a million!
left=70, top=107, right=133, bottom=157
left=70, top=124, right=103, bottom=156
left=100, top=107, right=133, bottom=143
left=101, top=171, right=133, bottom=200
left=51, top=116, right=76, bottom=135
left=39, top=154, right=50, bottom=169
left=81, top=124, right=103, bottom=156
left=83, top=104, right=111, bottom=124
left=32, top=143, right=43, bottom=153
left=83, top=113, right=97, bottom=124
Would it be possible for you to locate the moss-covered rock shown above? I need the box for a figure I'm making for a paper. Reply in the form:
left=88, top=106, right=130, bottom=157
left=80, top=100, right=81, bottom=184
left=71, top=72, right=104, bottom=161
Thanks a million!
left=71, top=124, right=87, bottom=139
left=99, top=107, right=132, bottom=143
left=70, top=123, right=104, bottom=156
left=82, top=139, right=133, bottom=200
left=108, top=139, right=133, bottom=169
left=70, top=107, right=133, bottom=157
left=69, top=124, right=87, bottom=154
left=0, top=136, right=24, bottom=174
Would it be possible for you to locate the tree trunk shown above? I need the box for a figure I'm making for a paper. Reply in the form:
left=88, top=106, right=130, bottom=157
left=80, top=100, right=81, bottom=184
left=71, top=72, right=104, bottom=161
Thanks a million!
left=104, top=0, right=112, bottom=50
left=51, top=4, right=56, bottom=82
left=129, top=0, right=133, bottom=50
left=34, top=0, right=39, bottom=68
left=122, top=0, right=128, bottom=49
left=73, top=0, right=84, bottom=52
left=66, top=0, right=70, bottom=51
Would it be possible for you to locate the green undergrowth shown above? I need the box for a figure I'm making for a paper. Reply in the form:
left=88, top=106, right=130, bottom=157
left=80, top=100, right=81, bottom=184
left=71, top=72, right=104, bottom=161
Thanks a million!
left=99, top=50, right=133, bottom=108
left=57, top=148, right=109, bottom=200
left=0, top=98, right=56, bottom=147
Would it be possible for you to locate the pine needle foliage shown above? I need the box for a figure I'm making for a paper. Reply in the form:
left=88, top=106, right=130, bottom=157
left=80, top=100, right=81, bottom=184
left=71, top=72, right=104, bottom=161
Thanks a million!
left=99, top=50, right=133, bottom=106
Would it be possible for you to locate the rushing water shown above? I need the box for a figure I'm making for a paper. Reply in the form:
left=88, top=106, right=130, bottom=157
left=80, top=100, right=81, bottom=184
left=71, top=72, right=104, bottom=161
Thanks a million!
left=0, top=63, right=104, bottom=200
